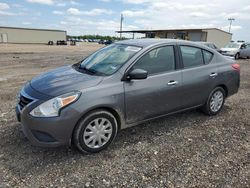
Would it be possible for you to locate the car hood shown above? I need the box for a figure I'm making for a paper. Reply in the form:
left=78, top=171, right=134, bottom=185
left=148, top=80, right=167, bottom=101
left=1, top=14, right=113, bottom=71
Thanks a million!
left=30, top=65, right=103, bottom=96
left=220, top=48, right=238, bottom=52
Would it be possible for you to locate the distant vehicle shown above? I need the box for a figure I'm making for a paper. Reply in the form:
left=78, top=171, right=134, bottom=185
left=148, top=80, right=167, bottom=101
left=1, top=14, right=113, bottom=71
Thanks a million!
left=104, top=40, right=113, bottom=45
left=98, top=39, right=105, bottom=44
left=196, top=42, right=221, bottom=53
left=220, top=41, right=250, bottom=59
left=56, top=40, right=67, bottom=45
left=16, top=39, right=240, bottom=153
left=239, top=43, right=250, bottom=59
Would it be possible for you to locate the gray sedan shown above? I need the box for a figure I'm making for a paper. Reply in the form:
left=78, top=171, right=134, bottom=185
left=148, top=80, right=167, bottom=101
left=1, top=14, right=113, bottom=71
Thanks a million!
left=239, top=43, right=250, bottom=59
left=16, top=39, right=240, bottom=153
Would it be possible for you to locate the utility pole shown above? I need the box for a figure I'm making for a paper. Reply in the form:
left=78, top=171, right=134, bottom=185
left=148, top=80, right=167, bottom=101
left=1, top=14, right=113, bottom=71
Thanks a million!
left=120, top=13, right=124, bottom=39
left=228, top=18, right=235, bottom=33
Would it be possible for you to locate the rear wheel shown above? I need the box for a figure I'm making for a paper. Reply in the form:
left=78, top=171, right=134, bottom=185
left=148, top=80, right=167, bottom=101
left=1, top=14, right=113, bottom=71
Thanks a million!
left=202, top=87, right=225, bottom=116
left=73, top=110, right=118, bottom=153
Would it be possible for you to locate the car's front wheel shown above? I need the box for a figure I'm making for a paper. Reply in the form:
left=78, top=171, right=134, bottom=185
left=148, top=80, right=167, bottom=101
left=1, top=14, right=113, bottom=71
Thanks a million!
left=235, top=53, right=240, bottom=59
left=73, top=110, right=118, bottom=153
left=202, top=87, right=225, bottom=115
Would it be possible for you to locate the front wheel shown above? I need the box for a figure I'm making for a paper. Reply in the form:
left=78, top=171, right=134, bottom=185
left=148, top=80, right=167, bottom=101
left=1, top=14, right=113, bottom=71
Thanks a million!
left=202, top=87, right=225, bottom=116
left=235, top=53, right=240, bottom=60
left=73, top=110, right=118, bottom=153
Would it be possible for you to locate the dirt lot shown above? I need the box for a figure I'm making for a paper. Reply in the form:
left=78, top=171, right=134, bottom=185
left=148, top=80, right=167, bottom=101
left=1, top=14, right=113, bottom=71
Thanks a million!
left=0, top=43, right=249, bottom=187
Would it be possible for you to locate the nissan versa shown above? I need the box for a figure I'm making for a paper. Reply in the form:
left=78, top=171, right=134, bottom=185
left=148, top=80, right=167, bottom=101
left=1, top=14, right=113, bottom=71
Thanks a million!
left=16, top=39, right=240, bottom=153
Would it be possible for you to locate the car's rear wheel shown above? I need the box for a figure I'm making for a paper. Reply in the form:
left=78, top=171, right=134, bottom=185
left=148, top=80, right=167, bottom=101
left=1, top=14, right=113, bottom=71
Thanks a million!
left=73, top=110, right=118, bottom=153
left=202, top=87, right=225, bottom=115
left=235, top=53, right=240, bottom=60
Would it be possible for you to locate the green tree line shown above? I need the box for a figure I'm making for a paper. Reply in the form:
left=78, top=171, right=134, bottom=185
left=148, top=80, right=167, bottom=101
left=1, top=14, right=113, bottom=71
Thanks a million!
left=67, top=35, right=127, bottom=41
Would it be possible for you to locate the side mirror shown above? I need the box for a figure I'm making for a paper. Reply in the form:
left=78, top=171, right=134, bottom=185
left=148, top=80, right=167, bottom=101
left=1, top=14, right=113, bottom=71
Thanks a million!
left=240, top=45, right=246, bottom=49
left=126, top=69, right=148, bottom=80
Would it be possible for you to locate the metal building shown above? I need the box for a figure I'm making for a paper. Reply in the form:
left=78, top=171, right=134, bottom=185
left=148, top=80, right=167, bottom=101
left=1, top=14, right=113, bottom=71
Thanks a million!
left=118, top=28, right=232, bottom=48
left=0, top=26, right=66, bottom=44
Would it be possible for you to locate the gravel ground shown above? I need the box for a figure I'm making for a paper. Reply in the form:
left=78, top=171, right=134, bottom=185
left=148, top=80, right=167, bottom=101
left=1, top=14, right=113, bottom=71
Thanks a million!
left=0, top=43, right=249, bottom=188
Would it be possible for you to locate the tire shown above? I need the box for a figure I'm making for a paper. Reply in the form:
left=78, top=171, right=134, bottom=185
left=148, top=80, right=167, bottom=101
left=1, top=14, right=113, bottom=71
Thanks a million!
left=73, top=110, right=118, bottom=153
left=202, top=87, right=225, bottom=116
left=235, top=53, right=240, bottom=60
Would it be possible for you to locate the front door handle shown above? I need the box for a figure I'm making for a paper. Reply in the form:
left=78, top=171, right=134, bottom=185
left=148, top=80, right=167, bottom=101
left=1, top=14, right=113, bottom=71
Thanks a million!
left=210, top=73, right=218, bottom=77
left=168, top=80, right=178, bottom=86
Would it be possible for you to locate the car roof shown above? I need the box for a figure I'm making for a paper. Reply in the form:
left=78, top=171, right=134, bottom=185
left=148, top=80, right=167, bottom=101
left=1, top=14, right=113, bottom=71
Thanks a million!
left=196, top=41, right=213, bottom=44
left=116, top=38, right=191, bottom=47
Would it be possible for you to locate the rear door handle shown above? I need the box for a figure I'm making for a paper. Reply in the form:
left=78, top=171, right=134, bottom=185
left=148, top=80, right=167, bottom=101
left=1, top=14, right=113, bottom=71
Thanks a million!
left=168, top=80, right=178, bottom=86
left=210, top=73, right=218, bottom=77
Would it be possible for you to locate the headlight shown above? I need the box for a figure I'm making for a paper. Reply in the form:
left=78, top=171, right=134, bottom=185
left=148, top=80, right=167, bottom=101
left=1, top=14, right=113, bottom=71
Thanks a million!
left=30, top=91, right=81, bottom=117
left=229, top=50, right=238, bottom=54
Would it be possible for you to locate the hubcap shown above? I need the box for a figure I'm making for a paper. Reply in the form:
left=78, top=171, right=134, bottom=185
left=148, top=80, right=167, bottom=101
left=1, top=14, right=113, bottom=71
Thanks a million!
left=83, top=118, right=112, bottom=149
left=210, top=90, right=223, bottom=112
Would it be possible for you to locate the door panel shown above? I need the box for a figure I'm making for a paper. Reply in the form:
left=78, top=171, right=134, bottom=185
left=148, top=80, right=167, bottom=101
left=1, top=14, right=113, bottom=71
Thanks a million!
left=181, top=64, right=218, bottom=108
left=124, top=71, right=182, bottom=124
left=179, top=45, right=218, bottom=108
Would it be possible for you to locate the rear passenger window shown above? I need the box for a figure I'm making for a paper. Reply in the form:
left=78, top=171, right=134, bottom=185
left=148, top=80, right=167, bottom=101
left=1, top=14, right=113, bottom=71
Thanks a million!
left=133, top=46, right=175, bottom=75
left=180, top=46, right=204, bottom=68
left=203, top=50, right=213, bottom=64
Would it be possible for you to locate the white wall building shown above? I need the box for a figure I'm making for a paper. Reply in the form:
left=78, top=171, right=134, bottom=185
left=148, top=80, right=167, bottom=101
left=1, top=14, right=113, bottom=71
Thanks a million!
left=0, top=26, right=66, bottom=44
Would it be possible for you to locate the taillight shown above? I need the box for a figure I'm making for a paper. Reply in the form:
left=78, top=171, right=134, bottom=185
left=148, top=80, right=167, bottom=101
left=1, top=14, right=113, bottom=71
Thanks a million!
left=232, top=63, right=240, bottom=72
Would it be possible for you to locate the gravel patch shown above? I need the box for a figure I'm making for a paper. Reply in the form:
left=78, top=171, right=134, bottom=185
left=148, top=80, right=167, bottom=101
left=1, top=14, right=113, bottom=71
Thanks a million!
left=0, top=44, right=249, bottom=187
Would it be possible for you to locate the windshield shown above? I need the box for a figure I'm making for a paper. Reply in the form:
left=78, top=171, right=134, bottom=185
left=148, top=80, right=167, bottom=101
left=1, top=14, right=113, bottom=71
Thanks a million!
left=224, top=43, right=241, bottom=48
left=79, top=44, right=142, bottom=75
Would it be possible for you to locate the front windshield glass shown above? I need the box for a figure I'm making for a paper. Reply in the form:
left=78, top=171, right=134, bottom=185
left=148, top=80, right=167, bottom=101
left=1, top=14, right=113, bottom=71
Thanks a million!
left=224, top=43, right=240, bottom=48
left=79, top=44, right=142, bottom=75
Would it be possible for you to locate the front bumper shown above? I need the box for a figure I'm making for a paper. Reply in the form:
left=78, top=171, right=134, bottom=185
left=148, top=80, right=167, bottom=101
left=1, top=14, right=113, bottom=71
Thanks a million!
left=16, top=84, right=81, bottom=147
left=221, top=52, right=236, bottom=57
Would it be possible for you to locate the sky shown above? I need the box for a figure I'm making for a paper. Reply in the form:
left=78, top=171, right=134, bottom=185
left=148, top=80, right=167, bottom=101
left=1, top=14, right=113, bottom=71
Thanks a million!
left=0, top=0, right=250, bottom=40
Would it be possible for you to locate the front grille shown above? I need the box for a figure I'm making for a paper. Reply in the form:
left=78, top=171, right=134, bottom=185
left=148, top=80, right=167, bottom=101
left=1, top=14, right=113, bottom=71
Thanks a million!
left=19, top=95, right=33, bottom=110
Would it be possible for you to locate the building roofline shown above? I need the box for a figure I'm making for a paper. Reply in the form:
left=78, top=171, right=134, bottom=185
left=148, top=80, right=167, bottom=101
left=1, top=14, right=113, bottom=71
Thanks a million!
left=117, top=28, right=231, bottom=35
left=0, top=26, right=66, bottom=33
left=202, top=28, right=231, bottom=35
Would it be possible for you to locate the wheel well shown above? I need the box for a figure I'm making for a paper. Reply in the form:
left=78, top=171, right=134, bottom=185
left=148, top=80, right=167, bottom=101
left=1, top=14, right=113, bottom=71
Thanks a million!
left=77, top=107, right=121, bottom=130
left=217, top=85, right=228, bottom=97
left=99, top=107, right=122, bottom=130
left=70, top=107, right=122, bottom=146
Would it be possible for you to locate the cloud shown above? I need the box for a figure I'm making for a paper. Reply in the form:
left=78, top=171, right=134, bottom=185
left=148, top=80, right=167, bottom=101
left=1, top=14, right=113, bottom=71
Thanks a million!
left=223, top=12, right=250, bottom=20
left=242, top=5, right=250, bottom=11
left=67, top=8, right=82, bottom=15
left=0, top=11, right=16, bottom=16
left=189, top=12, right=212, bottom=19
left=22, top=21, right=32, bottom=25
left=53, top=10, right=64, bottom=15
left=221, top=25, right=242, bottom=31
left=0, top=3, right=10, bottom=10
left=56, top=2, right=66, bottom=7
left=122, top=10, right=145, bottom=17
left=26, top=0, right=54, bottom=5
left=67, top=8, right=113, bottom=16
left=99, top=0, right=111, bottom=2
left=0, top=3, right=16, bottom=16
left=70, top=1, right=79, bottom=5
left=122, top=0, right=150, bottom=4
left=12, top=4, right=24, bottom=8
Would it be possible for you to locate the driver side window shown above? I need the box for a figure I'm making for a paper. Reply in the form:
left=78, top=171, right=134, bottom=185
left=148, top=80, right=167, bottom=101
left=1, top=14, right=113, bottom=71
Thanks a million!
left=133, top=46, right=175, bottom=75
